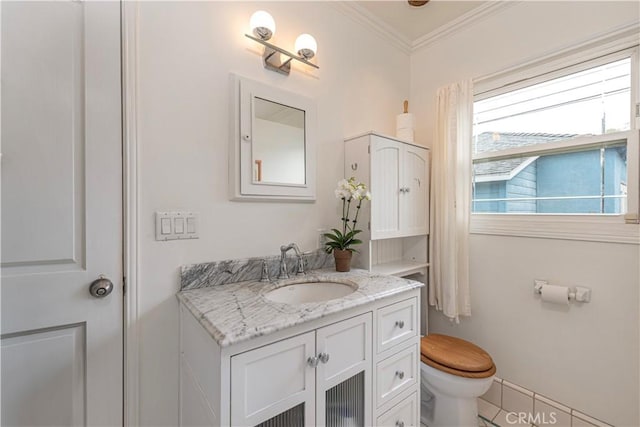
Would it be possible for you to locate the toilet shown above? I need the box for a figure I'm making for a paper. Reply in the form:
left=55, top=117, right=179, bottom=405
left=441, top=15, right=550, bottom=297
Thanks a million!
left=420, top=334, right=496, bottom=427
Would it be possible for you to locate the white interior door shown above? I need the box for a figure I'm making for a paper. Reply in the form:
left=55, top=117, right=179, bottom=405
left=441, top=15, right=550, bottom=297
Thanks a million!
left=1, top=2, right=123, bottom=426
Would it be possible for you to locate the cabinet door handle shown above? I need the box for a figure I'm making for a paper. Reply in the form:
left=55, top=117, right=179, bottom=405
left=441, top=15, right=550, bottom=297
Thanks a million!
left=399, top=188, right=406, bottom=194
left=307, top=356, right=319, bottom=368
left=318, top=352, right=330, bottom=364
left=395, top=320, right=405, bottom=329
left=396, top=421, right=405, bottom=427
left=395, top=370, right=405, bottom=380
left=405, top=187, right=411, bottom=193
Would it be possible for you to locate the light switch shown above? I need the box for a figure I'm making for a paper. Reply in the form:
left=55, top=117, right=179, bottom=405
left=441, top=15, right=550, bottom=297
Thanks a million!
left=161, top=218, right=172, bottom=235
left=155, top=211, right=199, bottom=241
left=175, top=218, right=185, bottom=234
left=186, top=217, right=196, bottom=234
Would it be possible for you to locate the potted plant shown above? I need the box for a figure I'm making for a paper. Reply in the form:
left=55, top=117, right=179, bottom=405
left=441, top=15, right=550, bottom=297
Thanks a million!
left=324, top=177, right=371, bottom=272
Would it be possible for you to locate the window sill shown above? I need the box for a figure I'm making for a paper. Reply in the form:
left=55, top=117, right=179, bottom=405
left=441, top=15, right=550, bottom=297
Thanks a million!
left=470, top=214, right=640, bottom=245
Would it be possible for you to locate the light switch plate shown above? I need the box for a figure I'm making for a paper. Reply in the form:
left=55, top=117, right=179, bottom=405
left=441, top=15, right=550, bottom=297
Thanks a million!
left=155, top=211, right=199, bottom=241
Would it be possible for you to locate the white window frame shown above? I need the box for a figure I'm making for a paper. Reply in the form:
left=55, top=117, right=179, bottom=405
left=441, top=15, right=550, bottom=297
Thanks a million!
left=470, top=41, right=640, bottom=245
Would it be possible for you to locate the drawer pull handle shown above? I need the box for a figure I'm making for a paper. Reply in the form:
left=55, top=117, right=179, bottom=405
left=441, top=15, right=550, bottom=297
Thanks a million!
left=318, top=352, right=330, bottom=364
left=396, top=421, right=405, bottom=427
left=395, top=370, right=405, bottom=380
left=395, top=320, right=405, bottom=329
left=307, top=356, right=319, bottom=368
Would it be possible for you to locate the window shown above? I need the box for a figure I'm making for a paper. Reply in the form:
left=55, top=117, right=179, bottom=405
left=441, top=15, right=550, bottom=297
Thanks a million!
left=472, top=56, right=634, bottom=215
left=470, top=46, right=639, bottom=243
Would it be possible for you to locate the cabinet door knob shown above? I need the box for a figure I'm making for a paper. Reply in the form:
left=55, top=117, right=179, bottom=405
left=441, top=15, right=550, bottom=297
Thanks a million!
left=395, top=320, right=405, bottom=329
left=396, top=421, right=405, bottom=427
left=318, top=352, right=330, bottom=364
left=307, top=356, right=319, bottom=368
left=395, top=370, right=405, bottom=380
left=399, top=188, right=405, bottom=193
left=405, top=187, right=410, bottom=193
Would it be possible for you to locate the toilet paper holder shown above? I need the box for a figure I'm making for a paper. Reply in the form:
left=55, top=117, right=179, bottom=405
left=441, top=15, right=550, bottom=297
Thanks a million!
left=533, top=280, right=591, bottom=303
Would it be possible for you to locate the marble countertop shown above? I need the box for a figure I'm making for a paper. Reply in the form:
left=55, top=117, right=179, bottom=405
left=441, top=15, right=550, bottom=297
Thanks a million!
left=177, top=268, right=423, bottom=348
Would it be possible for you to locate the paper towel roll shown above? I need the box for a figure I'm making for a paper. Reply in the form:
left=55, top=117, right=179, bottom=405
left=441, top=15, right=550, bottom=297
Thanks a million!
left=396, top=113, right=414, bottom=130
left=396, top=128, right=414, bottom=142
left=541, top=285, right=570, bottom=305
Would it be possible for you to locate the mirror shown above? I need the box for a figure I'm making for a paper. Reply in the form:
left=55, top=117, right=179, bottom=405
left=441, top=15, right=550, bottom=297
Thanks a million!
left=229, top=74, right=316, bottom=202
left=253, top=98, right=305, bottom=185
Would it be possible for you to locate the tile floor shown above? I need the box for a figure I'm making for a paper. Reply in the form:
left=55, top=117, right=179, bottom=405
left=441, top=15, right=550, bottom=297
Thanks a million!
left=478, top=376, right=614, bottom=427
left=478, top=398, right=532, bottom=426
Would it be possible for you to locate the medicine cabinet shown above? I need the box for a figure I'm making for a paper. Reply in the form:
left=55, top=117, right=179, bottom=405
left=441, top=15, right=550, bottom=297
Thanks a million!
left=229, top=74, right=317, bottom=202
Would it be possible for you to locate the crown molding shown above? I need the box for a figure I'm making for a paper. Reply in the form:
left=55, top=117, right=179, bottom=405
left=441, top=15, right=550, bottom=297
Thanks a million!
left=331, top=1, right=517, bottom=55
left=412, top=1, right=517, bottom=52
left=330, top=2, right=413, bottom=54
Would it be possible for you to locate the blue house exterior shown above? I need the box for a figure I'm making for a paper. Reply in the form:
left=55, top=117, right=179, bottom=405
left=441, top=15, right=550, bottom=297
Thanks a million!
left=473, top=133, right=627, bottom=214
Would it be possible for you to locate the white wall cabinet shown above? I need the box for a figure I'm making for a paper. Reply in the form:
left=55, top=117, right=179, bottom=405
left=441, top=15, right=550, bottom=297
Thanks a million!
left=179, top=290, right=421, bottom=427
left=367, top=136, right=429, bottom=239
left=345, top=132, right=430, bottom=279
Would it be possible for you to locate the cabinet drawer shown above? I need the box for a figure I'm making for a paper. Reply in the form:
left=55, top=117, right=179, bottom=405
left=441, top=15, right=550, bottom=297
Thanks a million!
left=376, top=392, right=418, bottom=427
left=377, top=297, right=417, bottom=354
left=376, top=344, right=418, bottom=408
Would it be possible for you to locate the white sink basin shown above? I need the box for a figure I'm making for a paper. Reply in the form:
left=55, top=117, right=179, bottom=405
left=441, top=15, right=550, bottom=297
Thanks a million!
left=264, top=281, right=358, bottom=304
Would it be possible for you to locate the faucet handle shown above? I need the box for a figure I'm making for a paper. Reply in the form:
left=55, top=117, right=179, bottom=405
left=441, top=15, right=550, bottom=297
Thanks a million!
left=296, top=254, right=306, bottom=276
left=260, top=259, right=270, bottom=282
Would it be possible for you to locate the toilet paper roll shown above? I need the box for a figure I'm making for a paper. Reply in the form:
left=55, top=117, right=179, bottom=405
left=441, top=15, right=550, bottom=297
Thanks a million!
left=541, top=285, right=570, bottom=305
left=396, top=128, right=414, bottom=142
left=396, top=113, right=415, bottom=130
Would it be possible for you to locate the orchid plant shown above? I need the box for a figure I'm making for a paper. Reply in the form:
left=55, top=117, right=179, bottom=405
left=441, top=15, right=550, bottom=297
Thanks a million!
left=324, top=177, right=372, bottom=253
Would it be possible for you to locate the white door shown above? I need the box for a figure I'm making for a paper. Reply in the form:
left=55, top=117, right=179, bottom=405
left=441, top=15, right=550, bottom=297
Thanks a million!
left=231, top=332, right=316, bottom=426
left=1, top=2, right=123, bottom=426
left=371, top=136, right=401, bottom=239
left=316, top=313, right=372, bottom=427
left=401, top=145, right=429, bottom=236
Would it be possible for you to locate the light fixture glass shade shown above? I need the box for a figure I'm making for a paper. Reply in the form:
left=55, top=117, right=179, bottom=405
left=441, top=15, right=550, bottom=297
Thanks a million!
left=250, top=10, right=275, bottom=41
left=295, top=34, right=317, bottom=60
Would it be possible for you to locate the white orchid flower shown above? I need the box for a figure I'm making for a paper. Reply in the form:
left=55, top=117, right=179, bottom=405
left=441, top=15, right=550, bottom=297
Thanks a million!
left=334, top=188, right=350, bottom=199
left=337, top=179, right=350, bottom=191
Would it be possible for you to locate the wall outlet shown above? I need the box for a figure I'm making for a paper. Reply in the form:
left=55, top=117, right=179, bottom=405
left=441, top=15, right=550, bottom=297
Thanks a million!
left=317, top=228, right=329, bottom=249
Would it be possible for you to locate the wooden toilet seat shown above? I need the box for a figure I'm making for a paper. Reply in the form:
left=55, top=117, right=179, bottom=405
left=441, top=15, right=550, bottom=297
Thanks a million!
left=420, top=334, right=496, bottom=379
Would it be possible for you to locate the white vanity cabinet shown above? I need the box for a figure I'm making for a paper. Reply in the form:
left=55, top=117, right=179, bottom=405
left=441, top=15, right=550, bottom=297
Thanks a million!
left=231, top=313, right=372, bottom=427
left=345, top=132, right=430, bottom=279
left=179, top=289, right=420, bottom=427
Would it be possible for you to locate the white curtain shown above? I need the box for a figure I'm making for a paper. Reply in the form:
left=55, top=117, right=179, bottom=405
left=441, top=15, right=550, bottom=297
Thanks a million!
left=429, top=80, right=473, bottom=322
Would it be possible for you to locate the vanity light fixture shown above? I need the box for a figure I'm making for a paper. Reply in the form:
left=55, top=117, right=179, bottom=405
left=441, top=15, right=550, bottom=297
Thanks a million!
left=245, top=11, right=319, bottom=76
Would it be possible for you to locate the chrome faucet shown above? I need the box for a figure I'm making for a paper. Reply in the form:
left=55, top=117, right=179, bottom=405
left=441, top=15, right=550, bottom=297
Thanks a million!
left=279, top=243, right=306, bottom=279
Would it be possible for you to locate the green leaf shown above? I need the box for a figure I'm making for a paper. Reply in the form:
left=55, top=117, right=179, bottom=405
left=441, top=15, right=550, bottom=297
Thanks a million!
left=324, top=233, right=341, bottom=242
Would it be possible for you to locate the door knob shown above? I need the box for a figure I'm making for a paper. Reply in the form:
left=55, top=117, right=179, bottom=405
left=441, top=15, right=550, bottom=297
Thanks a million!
left=307, top=356, right=319, bottom=368
left=89, top=275, right=114, bottom=298
left=318, top=352, right=330, bottom=364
